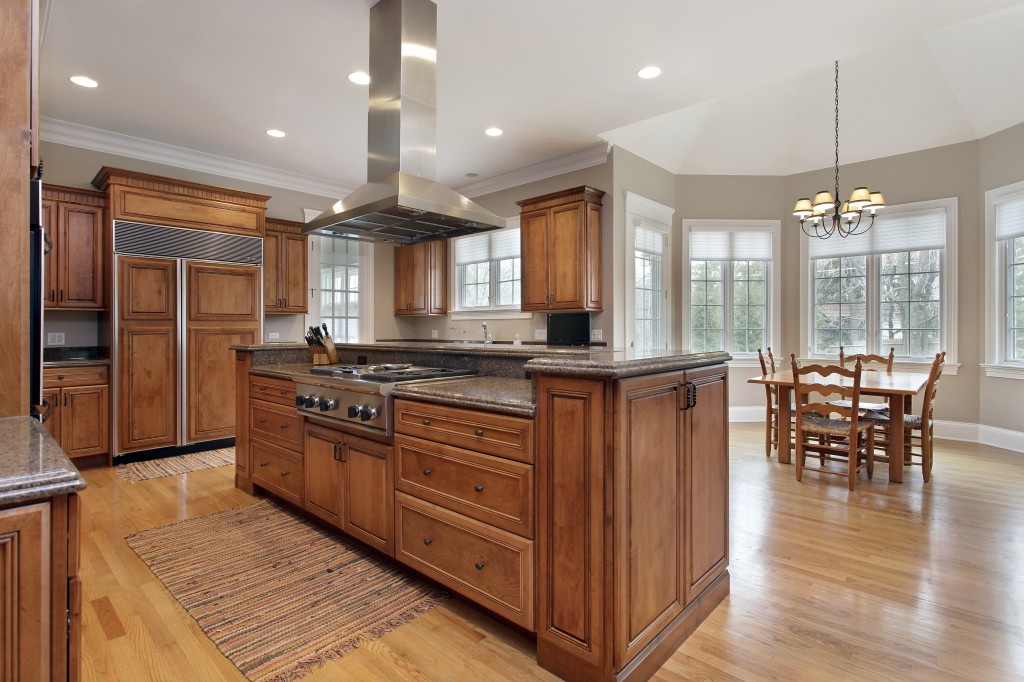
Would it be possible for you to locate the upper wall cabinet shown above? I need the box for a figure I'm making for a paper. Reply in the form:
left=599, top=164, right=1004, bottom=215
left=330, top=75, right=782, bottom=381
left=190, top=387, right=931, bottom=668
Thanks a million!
left=394, top=240, right=447, bottom=316
left=264, top=218, right=309, bottom=314
left=42, top=185, right=106, bottom=309
left=92, top=167, right=269, bottom=238
left=517, top=186, right=604, bottom=312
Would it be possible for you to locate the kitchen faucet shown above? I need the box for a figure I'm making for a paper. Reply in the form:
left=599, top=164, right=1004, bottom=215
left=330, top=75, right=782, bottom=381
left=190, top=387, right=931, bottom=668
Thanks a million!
left=482, top=321, right=492, bottom=344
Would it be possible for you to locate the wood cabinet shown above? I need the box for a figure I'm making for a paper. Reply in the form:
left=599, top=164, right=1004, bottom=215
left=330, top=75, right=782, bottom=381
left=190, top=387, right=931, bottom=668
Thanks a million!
left=264, top=218, right=308, bottom=314
left=42, top=185, right=106, bottom=309
left=43, top=366, right=109, bottom=461
left=303, top=422, right=395, bottom=556
left=533, top=364, right=728, bottom=682
left=394, top=399, right=535, bottom=629
left=394, top=239, right=447, bottom=315
left=0, top=493, right=81, bottom=682
left=516, top=186, right=603, bottom=312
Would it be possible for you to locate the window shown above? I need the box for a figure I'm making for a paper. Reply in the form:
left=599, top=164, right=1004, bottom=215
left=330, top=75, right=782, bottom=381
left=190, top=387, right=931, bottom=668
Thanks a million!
left=318, top=237, right=361, bottom=342
left=985, top=181, right=1024, bottom=376
left=453, top=226, right=521, bottom=311
left=626, top=192, right=674, bottom=352
left=684, top=221, right=778, bottom=355
left=804, top=198, right=956, bottom=361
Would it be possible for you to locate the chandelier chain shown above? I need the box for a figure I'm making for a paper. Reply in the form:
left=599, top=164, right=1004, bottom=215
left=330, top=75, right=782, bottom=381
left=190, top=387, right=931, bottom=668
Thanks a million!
left=834, top=60, right=840, bottom=204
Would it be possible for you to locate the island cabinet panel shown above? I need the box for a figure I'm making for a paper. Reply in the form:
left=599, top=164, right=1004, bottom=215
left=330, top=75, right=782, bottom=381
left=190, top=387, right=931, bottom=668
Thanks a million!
left=304, top=425, right=342, bottom=526
left=393, top=399, right=534, bottom=464
left=341, top=435, right=395, bottom=555
left=0, top=502, right=50, bottom=681
left=251, top=438, right=303, bottom=506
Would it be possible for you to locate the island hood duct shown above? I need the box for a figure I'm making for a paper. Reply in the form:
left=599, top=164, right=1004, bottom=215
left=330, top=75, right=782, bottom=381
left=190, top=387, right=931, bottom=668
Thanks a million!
left=303, top=0, right=505, bottom=244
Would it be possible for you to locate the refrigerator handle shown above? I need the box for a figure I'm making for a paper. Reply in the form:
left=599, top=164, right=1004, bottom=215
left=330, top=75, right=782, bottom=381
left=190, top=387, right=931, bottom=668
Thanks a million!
left=32, top=399, right=52, bottom=423
left=43, top=230, right=52, bottom=255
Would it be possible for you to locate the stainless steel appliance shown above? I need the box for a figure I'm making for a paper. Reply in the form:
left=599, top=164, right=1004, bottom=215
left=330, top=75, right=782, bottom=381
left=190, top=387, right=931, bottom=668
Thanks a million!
left=296, top=364, right=477, bottom=435
left=28, top=177, right=45, bottom=418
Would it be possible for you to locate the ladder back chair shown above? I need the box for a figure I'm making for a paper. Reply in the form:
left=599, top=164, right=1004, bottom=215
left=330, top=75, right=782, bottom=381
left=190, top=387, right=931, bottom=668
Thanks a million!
left=758, top=347, right=794, bottom=457
left=864, top=351, right=946, bottom=482
left=828, top=346, right=896, bottom=413
left=791, top=354, right=875, bottom=491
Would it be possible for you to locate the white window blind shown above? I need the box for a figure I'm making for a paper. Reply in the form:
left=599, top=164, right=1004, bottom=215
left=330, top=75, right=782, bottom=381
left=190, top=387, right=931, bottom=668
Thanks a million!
left=455, top=227, right=520, bottom=265
left=808, top=207, right=946, bottom=258
left=690, top=230, right=772, bottom=260
left=635, top=224, right=665, bottom=255
left=995, top=193, right=1024, bottom=240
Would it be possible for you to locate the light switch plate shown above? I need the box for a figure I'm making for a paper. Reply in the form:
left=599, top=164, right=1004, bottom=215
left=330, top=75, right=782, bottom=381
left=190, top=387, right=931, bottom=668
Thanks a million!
left=47, top=332, right=65, bottom=345
left=267, top=332, right=280, bottom=340
left=431, top=329, right=438, bottom=338
left=534, top=329, right=546, bottom=341
left=591, top=329, right=603, bottom=341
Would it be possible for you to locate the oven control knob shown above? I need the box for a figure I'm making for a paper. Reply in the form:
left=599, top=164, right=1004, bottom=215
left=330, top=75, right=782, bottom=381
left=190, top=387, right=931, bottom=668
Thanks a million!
left=304, top=395, right=320, bottom=409
left=347, top=405, right=361, bottom=418
left=295, top=395, right=308, bottom=407
left=319, top=398, right=338, bottom=412
left=359, top=406, right=378, bottom=422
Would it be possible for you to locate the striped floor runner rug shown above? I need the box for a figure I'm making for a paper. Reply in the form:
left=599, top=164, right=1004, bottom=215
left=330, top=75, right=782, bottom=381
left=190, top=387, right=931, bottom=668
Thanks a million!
left=115, top=447, right=235, bottom=483
left=126, top=500, right=447, bottom=682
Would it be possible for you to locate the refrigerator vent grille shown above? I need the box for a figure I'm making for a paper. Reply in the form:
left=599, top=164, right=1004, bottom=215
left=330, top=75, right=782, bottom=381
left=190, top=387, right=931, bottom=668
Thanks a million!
left=113, top=221, right=263, bottom=265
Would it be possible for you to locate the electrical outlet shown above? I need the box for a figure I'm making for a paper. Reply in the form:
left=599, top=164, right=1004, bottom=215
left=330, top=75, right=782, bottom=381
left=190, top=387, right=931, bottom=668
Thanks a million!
left=591, top=329, right=603, bottom=342
left=47, top=332, right=65, bottom=346
left=431, top=329, right=438, bottom=339
left=534, top=329, right=547, bottom=341
left=267, top=332, right=280, bottom=340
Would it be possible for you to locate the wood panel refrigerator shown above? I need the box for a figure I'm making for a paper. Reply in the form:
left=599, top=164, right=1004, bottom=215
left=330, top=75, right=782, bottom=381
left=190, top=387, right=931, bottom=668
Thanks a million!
left=112, top=221, right=262, bottom=455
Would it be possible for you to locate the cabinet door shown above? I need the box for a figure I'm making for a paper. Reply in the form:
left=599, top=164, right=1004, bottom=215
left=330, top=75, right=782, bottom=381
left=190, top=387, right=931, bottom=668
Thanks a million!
left=683, top=365, right=729, bottom=604
left=394, top=243, right=426, bottom=314
left=42, top=200, right=58, bottom=308
left=426, top=239, right=447, bottom=315
left=341, top=435, right=394, bottom=556
left=62, top=385, right=109, bottom=458
left=187, top=262, right=260, bottom=322
left=303, top=425, right=342, bottom=526
left=548, top=203, right=584, bottom=309
left=519, top=210, right=550, bottom=310
left=613, top=372, right=687, bottom=667
left=262, top=232, right=281, bottom=312
left=186, top=328, right=257, bottom=443
left=280, top=233, right=308, bottom=313
left=58, top=203, right=104, bottom=308
left=119, top=326, right=177, bottom=452
left=0, top=502, right=51, bottom=681
left=41, top=388, right=61, bottom=443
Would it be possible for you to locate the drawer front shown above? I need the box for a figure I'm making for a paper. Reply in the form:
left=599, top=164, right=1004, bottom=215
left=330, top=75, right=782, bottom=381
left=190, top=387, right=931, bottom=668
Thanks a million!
left=251, top=438, right=303, bottom=504
left=395, top=492, right=533, bottom=630
left=396, top=435, right=533, bottom=538
left=44, top=366, right=108, bottom=388
left=249, top=375, right=296, bottom=407
left=394, top=400, right=534, bottom=463
left=250, top=400, right=302, bottom=452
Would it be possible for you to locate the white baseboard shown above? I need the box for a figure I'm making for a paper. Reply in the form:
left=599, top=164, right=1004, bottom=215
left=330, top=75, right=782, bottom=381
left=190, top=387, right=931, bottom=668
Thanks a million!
left=729, top=408, right=1024, bottom=454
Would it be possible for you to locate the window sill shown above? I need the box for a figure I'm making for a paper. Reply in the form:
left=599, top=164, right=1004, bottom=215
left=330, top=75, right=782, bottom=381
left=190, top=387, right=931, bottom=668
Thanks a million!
left=981, top=363, right=1024, bottom=380
left=450, top=309, right=533, bottom=321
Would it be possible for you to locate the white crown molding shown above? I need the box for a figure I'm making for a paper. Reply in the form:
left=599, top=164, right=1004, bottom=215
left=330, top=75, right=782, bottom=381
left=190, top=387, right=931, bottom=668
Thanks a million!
left=40, top=118, right=353, bottom=199
left=457, top=143, right=610, bottom=198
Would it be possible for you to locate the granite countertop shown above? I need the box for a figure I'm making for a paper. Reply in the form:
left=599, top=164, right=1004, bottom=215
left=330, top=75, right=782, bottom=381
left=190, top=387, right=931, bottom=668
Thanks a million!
left=524, top=349, right=733, bottom=378
left=0, top=417, right=86, bottom=505
left=232, top=341, right=594, bottom=358
left=391, top=377, right=535, bottom=417
left=43, top=358, right=111, bottom=369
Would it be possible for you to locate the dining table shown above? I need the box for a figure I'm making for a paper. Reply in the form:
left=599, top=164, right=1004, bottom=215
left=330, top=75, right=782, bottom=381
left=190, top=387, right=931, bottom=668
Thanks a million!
left=748, top=367, right=932, bottom=483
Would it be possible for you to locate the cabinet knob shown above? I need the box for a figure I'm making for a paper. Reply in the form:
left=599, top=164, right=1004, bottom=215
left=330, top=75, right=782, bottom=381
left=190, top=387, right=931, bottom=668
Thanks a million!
left=422, top=468, right=432, bottom=476
left=474, top=484, right=484, bottom=493
left=57, top=375, right=64, bottom=380
left=280, top=423, right=289, bottom=429
left=422, top=418, right=431, bottom=426
left=474, top=428, right=484, bottom=437
left=423, top=537, right=432, bottom=546
left=280, top=471, right=289, bottom=477
left=474, top=562, right=485, bottom=571
left=258, top=418, right=267, bottom=424
left=259, top=462, right=268, bottom=468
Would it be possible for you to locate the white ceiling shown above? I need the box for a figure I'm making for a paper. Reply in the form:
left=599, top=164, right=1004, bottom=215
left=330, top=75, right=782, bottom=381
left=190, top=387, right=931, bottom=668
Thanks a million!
left=39, top=0, right=1024, bottom=199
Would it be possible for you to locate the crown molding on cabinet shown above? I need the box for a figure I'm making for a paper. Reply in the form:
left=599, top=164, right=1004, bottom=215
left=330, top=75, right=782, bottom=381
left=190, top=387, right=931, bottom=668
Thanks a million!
left=456, top=143, right=610, bottom=198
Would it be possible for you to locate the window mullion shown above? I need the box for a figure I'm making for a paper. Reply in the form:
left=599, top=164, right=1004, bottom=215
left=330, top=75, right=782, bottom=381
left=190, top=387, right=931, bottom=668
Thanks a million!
left=867, top=254, right=880, bottom=354
left=723, top=262, right=733, bottom=351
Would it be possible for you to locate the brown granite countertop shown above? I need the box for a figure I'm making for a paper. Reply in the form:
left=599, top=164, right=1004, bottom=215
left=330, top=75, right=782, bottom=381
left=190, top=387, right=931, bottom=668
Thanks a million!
left=43, top=358, right=111, bottom=369
left=524, top=349, right=733, bottom=378
left=0, top=417, right=87, bottom=505
left=391, top=377, right=535, bottom=417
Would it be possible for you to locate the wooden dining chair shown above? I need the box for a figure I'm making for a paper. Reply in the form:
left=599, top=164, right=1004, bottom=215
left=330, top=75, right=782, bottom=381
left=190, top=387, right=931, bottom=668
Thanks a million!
left=828, top=346, right=895, bottom=413
left=791, top=354, right=875, bottom=491
left=864, top=351, right=946, bottom=482
left=758, top=347, right=794, bottom=458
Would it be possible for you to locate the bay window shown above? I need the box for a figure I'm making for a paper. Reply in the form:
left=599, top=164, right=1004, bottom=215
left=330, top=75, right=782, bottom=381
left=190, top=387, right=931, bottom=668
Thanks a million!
left=984, top=181, right=1024, bottom=376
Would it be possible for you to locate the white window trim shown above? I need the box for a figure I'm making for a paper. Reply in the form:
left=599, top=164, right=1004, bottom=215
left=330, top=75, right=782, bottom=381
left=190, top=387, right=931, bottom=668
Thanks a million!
left=449, top=216, right=530, bottom=320
left=984, top=179, right=1024, bottom=379
left=681, top=218, right=781, bottom=358
left=798, top=196, right=959, bottom=374
left=625, top=192, right=674, bottom=350
left=309, top=237, right=374, bottom=343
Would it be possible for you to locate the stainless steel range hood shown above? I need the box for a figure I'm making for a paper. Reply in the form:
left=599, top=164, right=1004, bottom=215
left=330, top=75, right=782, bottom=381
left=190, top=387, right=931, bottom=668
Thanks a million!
left=304, top=0, right=504, bottom=244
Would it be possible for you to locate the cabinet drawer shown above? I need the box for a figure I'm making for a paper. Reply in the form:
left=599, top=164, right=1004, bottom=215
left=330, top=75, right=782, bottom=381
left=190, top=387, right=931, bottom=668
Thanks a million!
left=44, top=366, right=108, bottom=388
left=396, top=435, right=533, bottom=538
left=394, top=400, right=534, bottom=464
left=251, top=438, right=303, bottom=505
left=250, top=400, right=302, bottom=452
left=249, top=375, right=296, bottom=407
left=395, top=492, right=533, bottom=630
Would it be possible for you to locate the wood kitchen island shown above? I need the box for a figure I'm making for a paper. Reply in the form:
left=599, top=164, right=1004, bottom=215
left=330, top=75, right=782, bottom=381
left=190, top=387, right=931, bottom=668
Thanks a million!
left=232, top=343, right=730, bottom=681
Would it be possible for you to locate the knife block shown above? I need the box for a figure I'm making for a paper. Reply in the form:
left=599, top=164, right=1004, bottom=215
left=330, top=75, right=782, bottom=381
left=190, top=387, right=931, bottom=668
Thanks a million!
left=311, top=338, right=340, bottom=365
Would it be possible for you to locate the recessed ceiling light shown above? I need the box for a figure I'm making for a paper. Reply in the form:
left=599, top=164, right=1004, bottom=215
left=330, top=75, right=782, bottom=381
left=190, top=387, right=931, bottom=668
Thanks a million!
left=348, top=71, right=371, bottom=85
left=69, top=75, right=98, bottom=88
left=485, top=127, right=503, bottom=137
left=266, top=129, right=286, bottom=138
left=637, top=66, right=662, bottom=80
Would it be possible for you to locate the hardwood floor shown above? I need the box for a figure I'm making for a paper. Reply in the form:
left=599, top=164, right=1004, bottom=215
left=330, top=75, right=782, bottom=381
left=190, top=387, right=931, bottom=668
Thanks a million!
left=78, top=424, right=1024, bottom=681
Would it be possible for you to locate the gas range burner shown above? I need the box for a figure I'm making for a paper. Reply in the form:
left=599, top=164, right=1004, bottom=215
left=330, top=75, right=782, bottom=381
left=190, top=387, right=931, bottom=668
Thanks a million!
left=308, top=364, right=477, bottom=384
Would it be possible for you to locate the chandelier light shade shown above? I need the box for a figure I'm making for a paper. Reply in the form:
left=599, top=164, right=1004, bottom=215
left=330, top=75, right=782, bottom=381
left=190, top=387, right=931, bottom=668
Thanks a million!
left=793, top=61, right=885, bottom=239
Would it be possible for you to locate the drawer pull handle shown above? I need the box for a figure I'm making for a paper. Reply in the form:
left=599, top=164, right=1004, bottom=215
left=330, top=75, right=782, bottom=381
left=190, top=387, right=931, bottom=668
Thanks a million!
left=259, top=462, right=268, bottom=468
left=474, top=484, right=484, bottom=493
left=422, top=418, right=431, bottom=426
left=423, top=537, right=432, bottom=546
left=258, top=418, right=267, bottom=424
left=280, top=471, right=289, bottom=477
left=422, top=468, right=432, bottom=476
left=474, top=562, right=485, bottom=571
left=57, top=375, right=64, bottom=380
left=474, top=428, right=484, bottom=437
left=280, top=424, right=289, bottom=429
left=280, top=389, right=287, bottom=395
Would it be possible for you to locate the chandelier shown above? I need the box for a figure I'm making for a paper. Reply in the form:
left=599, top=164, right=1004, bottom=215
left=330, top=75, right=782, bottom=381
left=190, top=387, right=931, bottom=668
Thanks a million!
left=793, top=61, right=885, bottom=239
